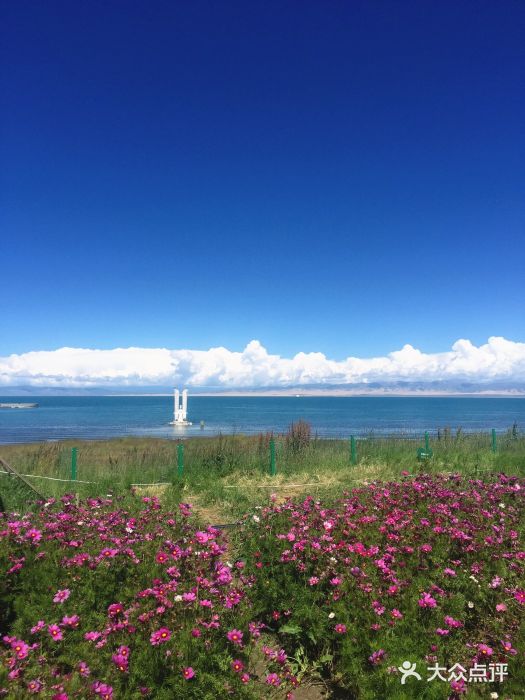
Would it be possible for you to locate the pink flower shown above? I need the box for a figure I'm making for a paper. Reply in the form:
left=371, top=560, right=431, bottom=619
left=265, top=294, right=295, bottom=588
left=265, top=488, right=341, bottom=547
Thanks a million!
left=194, top=531, right=209, bottom=544
left=27, top=679, right=43, bottom=694
left=112, top=653, right=129, bottom=672
left=53, top=589, right=70, bottom=604
left=30, top=621, right=45, bottom=634
left=369, top=649, right=386, bottom=665
left=231, top=659, right=244, bottom=673
left=390, top=609, right=403, bottom=619
left=334, top=624, right=347, bottom=633
left=61, top=615, right=79, bottom=628
left=496, top=603, right=507, bottom=613
left=155, top=551, right=169, bottom=564
left=444, top=616, right=463, bottom=628
left=436, top=628, right=449, bottom=636
left=92, top=682, right=113, bottom=698
left=48, top=624, right=63, bottom=641
left=418, top=592, right=437, bottom=608
left=308, top=576, right=319, bottom=585
left=25, top=529, right=42, bottom=543
left=266, top=673, right=281, bottom=686
left=78, top=661, right=91, bottom=676
left=10, top=639, right=29, bottom=659
left=240, top=673, right=250, bottom=683
left=443, top=568, right=456, bottom=576
left=477, top=643, right=493, bottom=656
left=84, top=631, right=101, bottom=641
left=500, top=639, right=517, bottom=655
left=182, top=667, right=195, bottom=680
left=107, top=603, right=124, bottom=617
left=150, top=628, right=171, bottom=645
left=227, top=629, right=244, bottom=645
left=513, top=589, right=525, bottom=605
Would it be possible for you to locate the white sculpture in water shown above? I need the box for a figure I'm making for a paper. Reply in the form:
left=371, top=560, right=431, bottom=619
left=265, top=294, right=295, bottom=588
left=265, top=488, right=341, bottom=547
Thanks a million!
left=171, top=388, right=192, bottom=425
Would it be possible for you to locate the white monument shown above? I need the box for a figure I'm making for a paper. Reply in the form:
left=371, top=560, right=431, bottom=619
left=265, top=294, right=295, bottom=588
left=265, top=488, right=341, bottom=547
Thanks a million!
left=170, top=388, right=192, bottom=426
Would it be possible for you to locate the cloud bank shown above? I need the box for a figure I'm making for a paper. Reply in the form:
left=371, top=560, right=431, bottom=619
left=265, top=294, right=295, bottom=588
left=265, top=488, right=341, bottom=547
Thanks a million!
left=1, top=337, right=525, bottom=392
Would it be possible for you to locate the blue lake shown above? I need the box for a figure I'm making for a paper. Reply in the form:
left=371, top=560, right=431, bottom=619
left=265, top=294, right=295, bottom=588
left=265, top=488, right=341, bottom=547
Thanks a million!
left=0, top=396, right=523, bottom=444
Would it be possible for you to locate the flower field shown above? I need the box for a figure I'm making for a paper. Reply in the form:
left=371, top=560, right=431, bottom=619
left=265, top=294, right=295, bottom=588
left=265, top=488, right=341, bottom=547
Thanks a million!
left=1, top=473, right=524, bottom=698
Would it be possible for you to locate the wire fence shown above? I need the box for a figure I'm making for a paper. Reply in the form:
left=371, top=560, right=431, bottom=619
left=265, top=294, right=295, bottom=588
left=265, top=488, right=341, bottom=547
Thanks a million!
left=1, top=427, right=523, bottom=493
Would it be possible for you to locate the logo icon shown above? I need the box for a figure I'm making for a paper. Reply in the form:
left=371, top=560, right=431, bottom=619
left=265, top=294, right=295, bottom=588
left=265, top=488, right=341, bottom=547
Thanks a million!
left=398, top=661, right=422, bottom=684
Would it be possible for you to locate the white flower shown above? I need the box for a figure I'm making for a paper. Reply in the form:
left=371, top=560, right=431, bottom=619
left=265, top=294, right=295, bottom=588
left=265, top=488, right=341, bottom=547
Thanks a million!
left=469, top=575, right=478, bottom=583
left=328, top=612, right=335, bottom=619
left=498, top=503, right=506, bottom=509
left=252, top=515, right=260, bottom=523
left=467, top=601, right=474, bottom=608
left=490, top=692, right=499, bottom=699
left=174, top=595, right=182, bottom=602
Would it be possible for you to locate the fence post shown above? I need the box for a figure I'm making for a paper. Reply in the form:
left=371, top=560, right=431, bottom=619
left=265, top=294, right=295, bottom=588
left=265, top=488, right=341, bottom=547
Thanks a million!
left=350, top=436, right=357, bottom=465
left=71, top=447, right=77, bottom=481
left=491, top=429, right=497, bottom=453
left=177, top=443, right=184, bottom=477
left=425, top=431, right=430, bottom=453
left=269, top=438, right=276, bottom=476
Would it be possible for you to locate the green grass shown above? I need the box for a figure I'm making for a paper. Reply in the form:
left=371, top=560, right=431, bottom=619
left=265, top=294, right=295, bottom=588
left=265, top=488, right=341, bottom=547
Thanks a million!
left=1, top=430, right=524, bottom=519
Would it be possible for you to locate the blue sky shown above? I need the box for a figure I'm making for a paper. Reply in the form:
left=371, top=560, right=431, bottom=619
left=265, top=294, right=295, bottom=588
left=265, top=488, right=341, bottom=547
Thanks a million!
left=1, top=0, right=524, bottom=363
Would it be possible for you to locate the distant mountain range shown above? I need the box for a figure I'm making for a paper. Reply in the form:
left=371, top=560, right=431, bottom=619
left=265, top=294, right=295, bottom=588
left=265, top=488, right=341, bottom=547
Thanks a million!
left=1, top=381, right=524, bottom=397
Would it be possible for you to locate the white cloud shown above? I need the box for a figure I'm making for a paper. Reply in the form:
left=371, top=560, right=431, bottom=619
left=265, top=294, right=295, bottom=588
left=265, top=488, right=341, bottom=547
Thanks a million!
left=0, top=337, right=524, bottom=389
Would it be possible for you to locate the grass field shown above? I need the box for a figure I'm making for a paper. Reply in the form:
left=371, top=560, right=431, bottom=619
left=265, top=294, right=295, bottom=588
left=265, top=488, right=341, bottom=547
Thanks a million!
left=1, top=427, right=524, bottom=520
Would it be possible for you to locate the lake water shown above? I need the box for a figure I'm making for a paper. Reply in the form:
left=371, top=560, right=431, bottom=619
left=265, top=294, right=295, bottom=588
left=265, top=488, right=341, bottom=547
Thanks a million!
left=0, top=395, right=523, bottom=444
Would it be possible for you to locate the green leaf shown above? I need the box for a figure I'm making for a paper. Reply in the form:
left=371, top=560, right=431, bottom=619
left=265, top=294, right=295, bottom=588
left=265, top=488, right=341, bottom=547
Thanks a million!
left=280, top=624, right=302, bottom=635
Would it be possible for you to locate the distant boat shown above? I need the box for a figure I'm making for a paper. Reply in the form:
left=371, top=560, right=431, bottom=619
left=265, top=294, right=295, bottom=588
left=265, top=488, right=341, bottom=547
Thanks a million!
left=0, top=403, right=39, bottom=409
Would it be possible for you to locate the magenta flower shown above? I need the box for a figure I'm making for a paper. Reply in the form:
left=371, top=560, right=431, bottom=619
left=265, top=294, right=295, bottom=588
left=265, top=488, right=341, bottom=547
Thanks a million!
left=25, top=528, right=42, bottom=543
left=418, top=592, right=437, bottom=608
left=112, top=653, right=129, bottom=672
left=27, top=680, right=43, bottom=694
left=84, top=631, right=101, bottom=641
left=182, top=667, right=195, bottom=680
left=266, top=673, right=281, bottom=686
left=52, top=694, right=69, bottom=700
left=30, top=621, right=45, bottom=634
left=78, top=661, right=91, bottom=676
left=334, top=624, right=347, bottom=634
left=231, top=659, right=244, bottom=673
left=513, top=589, right=525, bottom=605
left=477, top=643, right=493, bottom=656
left=369, top=649, right=386, bottom=665
left=10, top=639, right=29, bottom=659
left=155, top=551, right=169, bottom=564
left=61, top=615, right=79, bottom=628
left=227, top=629, right=244, bottom=645
left=107, top=603, right=124, bottom=617
left=150, top=627, right=171, bottom=645
left=48, top=624, right=63, bottom=641
left=444, top=616, right=463, bottom=628
left=53, top=589, right=70, bottom=604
